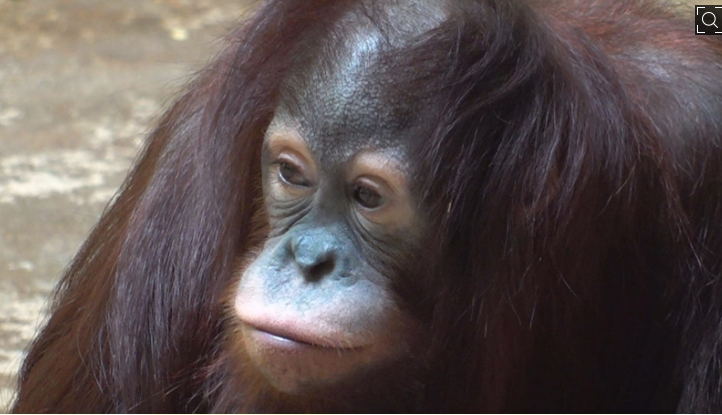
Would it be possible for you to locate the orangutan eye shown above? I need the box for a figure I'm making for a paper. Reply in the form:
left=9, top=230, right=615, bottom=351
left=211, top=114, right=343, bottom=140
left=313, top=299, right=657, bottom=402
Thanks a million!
left=278, top=162, right=310, bottom=187
left=353, top=185, right=385, bottom=209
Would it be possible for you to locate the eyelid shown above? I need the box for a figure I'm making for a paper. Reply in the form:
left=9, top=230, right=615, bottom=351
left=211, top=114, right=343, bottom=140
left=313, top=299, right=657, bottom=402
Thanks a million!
left=276, top=161, right=313, bottom=189
left=355, top=176, right=389, bottom=198
left=349, top=152, right=408, bottom=197
left=273, top=150, right=315, bottom=181
left=264, top=129, right=316, bottom=176
left=275, top=150, right=303, bottom=167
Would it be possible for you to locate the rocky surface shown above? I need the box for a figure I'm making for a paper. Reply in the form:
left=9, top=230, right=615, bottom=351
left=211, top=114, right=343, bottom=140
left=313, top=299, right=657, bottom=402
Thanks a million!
left=0, top=0, right=256, bottom=410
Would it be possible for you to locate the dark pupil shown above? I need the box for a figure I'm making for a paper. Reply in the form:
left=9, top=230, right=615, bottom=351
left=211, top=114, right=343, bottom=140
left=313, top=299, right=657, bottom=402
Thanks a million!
left=279, top=163, right=308, bottom=187
left=354, top=186, right=383, bottom=209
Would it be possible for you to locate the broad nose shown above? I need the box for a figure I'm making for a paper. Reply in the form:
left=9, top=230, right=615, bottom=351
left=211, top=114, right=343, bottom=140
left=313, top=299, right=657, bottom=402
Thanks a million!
left=289, top=232, right=338, bottom=282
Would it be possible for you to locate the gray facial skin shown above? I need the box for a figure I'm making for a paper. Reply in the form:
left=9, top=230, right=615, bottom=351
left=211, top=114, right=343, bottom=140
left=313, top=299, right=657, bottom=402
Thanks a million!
left=233, top=0, right=448, bottom=396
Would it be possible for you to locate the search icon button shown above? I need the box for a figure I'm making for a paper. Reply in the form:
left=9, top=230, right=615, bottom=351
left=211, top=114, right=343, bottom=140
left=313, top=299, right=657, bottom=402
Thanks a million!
left=696, top=6, right=722, bottom=35
left=702, top=11, right=718, bottom=28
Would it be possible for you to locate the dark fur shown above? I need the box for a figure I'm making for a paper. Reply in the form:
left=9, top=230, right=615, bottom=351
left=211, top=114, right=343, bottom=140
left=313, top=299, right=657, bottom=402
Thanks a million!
left=12, top=0, right=722, bottom=412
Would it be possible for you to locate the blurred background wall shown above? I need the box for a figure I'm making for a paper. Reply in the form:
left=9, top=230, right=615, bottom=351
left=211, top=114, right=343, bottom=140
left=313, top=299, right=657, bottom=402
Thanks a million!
left=0, top=0, right=257, bottom=410
left=0, top=0, right=716, bottom=411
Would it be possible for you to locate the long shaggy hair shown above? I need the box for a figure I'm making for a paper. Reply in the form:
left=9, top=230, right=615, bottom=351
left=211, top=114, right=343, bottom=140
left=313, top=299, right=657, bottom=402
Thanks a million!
left=13, top=0, right=722, bottom=412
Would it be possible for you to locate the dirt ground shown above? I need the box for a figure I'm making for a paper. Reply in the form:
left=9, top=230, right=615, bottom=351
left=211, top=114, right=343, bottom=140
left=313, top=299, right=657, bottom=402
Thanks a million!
left=0, top=0, right=716, bottom=412
left=0, top=0, right=257, bottom=410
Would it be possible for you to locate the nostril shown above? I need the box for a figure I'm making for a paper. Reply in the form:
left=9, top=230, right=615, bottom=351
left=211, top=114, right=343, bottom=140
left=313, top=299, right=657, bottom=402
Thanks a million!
left=305, top=257, right=335, bottom=281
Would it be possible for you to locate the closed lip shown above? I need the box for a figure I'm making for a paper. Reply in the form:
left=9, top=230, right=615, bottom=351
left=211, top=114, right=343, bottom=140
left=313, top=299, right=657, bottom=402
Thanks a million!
left=241, top=322, right=363, bottom=350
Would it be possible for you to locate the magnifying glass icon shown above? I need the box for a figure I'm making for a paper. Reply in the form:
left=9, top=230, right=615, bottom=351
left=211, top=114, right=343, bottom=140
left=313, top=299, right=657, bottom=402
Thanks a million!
left=702, top=11, right=719, bottom=28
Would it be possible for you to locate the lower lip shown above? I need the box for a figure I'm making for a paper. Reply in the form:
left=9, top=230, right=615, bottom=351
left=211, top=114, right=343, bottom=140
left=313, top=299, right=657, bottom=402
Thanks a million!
left=240, top=325, right=368, bottom=393
left=244, top=325, right=364, bottom=351
left=249, top=327, right=319, bottom=351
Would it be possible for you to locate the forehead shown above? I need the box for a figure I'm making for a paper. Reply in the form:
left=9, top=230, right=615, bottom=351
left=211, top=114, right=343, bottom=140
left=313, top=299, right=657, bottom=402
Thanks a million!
left=269, top=0, right=449, bottom=165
